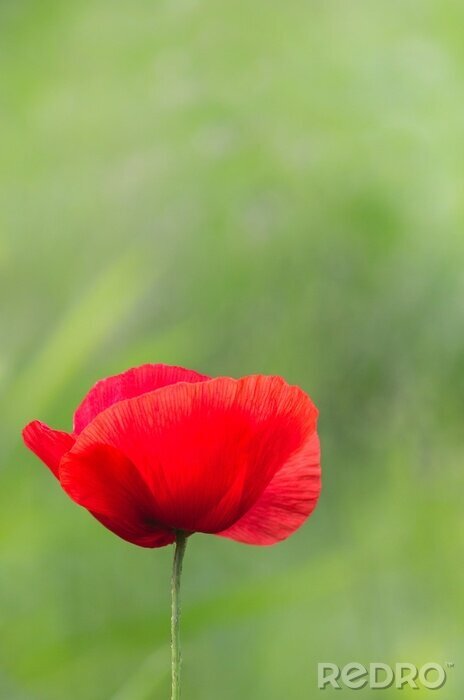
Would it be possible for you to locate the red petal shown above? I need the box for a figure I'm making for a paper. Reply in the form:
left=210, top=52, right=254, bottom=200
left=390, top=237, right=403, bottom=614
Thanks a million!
left=22, top=421, right=75, bottom=478
left=72, top=375, right=318, bottom=535
left=60, top=443, right=175, bottom=548
left=217, top=431, right=321, bottom=545
left=73, top=363, right=210, bottom=433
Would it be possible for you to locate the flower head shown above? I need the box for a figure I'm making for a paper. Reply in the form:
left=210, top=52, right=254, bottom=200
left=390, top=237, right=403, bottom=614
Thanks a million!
left=23, top=364, right=321, bottom=547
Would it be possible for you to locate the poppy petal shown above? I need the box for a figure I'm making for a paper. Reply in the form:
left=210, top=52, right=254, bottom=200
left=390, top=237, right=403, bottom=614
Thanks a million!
left=92, top=513, right=175, bottom=548
left=73, top=363, right=210, bottom=433
left=217, top=432, right=321, bottom=545
left=60, top=443, right=175, bottom=548
left=22, top=420, right=75, bottom=478
left=72, top=375, right=318, bottom=535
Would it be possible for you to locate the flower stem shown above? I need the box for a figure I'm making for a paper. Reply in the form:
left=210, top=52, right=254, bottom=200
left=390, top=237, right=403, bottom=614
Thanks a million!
left=171, top=531, right=187, bottom=700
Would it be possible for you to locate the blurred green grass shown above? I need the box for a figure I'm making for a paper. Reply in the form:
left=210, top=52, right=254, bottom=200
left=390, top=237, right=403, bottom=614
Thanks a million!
left=1, top=0, right=463, bottom=698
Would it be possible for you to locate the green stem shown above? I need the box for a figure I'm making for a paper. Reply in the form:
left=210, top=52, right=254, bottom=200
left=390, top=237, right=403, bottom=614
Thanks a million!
left=171, top=531, right=187, bottom=700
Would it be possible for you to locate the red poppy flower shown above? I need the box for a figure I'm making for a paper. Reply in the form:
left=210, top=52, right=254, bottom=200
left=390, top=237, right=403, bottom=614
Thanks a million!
left=22, top=364, right=321, bottom=548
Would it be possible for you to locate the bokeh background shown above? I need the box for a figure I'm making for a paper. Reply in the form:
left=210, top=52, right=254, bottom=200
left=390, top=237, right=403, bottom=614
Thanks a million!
left=1, top=0, right=463, bottom=698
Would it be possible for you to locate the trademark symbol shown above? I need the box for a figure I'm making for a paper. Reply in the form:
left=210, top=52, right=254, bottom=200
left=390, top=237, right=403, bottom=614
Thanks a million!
left=446, top=662, right=454, bottom=668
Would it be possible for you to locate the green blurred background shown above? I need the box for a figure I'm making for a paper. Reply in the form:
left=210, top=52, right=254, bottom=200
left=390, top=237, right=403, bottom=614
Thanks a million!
left=1, top=0, right=463, bottom=698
